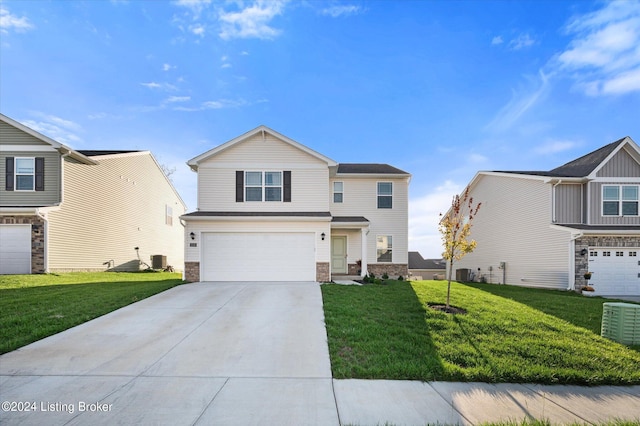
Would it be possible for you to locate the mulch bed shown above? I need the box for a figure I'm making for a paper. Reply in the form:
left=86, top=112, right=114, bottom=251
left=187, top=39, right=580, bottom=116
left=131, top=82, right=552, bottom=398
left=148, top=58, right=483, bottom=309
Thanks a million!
left=428, top=304, right=468, bottom=315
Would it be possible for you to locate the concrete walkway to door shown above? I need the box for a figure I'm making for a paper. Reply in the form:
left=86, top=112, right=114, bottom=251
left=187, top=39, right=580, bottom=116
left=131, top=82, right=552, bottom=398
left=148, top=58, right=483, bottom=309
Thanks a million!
left=0, top=282, right=338, bottom=425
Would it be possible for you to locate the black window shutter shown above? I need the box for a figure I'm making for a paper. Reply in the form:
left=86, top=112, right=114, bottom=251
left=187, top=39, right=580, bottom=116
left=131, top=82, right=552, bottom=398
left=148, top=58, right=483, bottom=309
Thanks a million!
left=35, top=157, right=45, bottom=191
left=283, top=171, right=291, bottom=202
left=236, top=171, right=244, bottom=202
left=5, top=157, right=14, bottom=191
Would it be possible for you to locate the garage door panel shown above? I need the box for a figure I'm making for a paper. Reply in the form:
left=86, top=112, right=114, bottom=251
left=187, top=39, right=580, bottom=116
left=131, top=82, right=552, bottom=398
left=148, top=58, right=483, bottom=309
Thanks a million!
left=202, top=233, right=316, bottom=282
left=588, top=248, right=640, bottom=296
left=0, top=225, right=31, bottom=275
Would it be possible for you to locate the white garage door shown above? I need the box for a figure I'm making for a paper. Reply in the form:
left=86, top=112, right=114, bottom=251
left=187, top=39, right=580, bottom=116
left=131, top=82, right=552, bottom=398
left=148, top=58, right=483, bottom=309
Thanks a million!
left=588, top=248, right=640, bottom=296
left=0, top=225, right=31, bottom=275
left=201, top=232, right=316, bottom=282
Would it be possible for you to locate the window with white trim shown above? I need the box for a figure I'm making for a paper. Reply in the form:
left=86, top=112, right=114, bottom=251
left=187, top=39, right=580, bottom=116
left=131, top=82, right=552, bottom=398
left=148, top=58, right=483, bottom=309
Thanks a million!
left=376, top=235, right=392, bottom=262
left=245, top=171, right=282, bottom=202
left=333, top=181, right=343, bottom=203
left=165, top=205, right=173, bottom=226
left=377, top=182, right=392, bottom=209
left=15, top=158, right=35, bottom=191
left=603, top=185, right=639, bottom=216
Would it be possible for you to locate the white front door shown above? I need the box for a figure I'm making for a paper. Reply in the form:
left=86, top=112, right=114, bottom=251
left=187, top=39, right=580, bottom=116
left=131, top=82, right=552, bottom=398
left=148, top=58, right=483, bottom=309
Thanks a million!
left=331, top=236, right=347, bottom=274
left=588, top=248, right=640, bottom=296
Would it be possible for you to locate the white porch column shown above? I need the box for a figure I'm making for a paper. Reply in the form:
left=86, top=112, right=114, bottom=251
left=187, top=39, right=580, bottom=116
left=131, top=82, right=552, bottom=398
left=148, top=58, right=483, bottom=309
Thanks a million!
left=361, top=228, right=368, bottom=277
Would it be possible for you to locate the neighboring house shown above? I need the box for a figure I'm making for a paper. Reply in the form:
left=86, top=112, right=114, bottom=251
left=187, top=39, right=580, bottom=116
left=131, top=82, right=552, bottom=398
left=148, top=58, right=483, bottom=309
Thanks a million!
left=0, top=113, right=186, bottom=274
left=449, top=136, right=640, bottom=297
left=408, top=251, right=445, bottom=280
left=181, top=125, right=411, bottom=282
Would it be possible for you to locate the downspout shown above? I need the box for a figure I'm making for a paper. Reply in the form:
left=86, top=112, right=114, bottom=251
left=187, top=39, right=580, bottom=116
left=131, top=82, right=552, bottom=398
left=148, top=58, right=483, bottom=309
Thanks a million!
left=551, top=180, right=562, bottom=223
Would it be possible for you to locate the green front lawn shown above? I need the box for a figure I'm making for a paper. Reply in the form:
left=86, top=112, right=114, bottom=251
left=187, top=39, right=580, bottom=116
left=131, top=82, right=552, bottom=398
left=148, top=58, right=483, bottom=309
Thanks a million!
left=321, top=280, right=640, bottom=385
left=0, top=272, right=184, bottom=354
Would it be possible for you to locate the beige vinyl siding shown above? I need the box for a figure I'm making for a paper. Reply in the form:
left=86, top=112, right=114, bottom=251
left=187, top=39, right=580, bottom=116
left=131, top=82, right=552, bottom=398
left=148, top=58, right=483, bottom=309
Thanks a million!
left=330, top=177, right=409, bottom=264
left=554, top=183, right=582, bottom=224
left=47, top=153, right=185, bottom=271
left=452, top=174, right=571, bottom=290
left=0, top=151, right=61, bottom=206
left=588, top=181, right=640, bottom=225
left=596, top=148, right=640, bottom=177
left=0, top=121, right=51, bottom=146
left=185, top=220, right=330, bottom=263
left=197, top=133, right=330, bottom=212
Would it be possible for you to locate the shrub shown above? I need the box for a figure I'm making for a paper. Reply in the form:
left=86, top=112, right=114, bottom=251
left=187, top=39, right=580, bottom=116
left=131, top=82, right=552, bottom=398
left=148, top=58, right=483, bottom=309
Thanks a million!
left=382, top=272, right=389, bottom=280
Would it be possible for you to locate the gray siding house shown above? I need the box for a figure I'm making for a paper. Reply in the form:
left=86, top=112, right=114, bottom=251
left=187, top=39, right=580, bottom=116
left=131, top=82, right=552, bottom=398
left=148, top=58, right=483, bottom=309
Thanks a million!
left=450, top=137, right=640, bottom=297
left=0, top=113, right=186, bottom=274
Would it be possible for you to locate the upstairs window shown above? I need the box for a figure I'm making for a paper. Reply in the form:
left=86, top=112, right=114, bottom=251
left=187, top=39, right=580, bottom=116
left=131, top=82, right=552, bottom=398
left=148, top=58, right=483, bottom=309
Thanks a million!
left=245, top=171, right=282, bottom=202
left=377, top=182, right=393, bottom=209
left=603, top=185, right=638, bottom=216
left=165, top=205, right=173, bottom=226
left=15, top=158, right=35, bottom=191
left=333, top=181, right=343, bottom=203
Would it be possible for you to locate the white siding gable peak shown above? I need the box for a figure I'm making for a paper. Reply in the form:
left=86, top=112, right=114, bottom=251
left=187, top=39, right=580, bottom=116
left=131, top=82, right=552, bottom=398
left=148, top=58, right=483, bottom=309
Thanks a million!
left=187, top=125, right=337, bottom=171
left=588, top=136, right=639, bottom=178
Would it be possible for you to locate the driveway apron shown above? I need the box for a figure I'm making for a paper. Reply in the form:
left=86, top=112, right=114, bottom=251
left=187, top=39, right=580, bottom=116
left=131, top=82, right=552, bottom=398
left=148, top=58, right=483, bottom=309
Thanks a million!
left=0, top=282, right=339, bottom=426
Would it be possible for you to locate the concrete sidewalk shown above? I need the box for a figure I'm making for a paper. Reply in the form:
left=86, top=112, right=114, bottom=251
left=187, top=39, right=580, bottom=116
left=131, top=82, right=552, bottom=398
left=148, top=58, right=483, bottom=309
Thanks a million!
left=1, top=281, right=639, bottom=425
left=333, top=379, right=640, bottom=425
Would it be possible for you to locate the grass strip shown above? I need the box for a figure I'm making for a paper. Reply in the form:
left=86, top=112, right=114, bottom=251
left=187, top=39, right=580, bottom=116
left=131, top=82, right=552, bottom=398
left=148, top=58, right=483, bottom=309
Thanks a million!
left=0, top=271, right=184, bottom=354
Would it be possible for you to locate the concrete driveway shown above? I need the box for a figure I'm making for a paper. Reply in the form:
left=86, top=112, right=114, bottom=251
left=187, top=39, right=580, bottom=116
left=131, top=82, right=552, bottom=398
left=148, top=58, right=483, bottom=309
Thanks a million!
left=0, top=282, right=339, bottom=425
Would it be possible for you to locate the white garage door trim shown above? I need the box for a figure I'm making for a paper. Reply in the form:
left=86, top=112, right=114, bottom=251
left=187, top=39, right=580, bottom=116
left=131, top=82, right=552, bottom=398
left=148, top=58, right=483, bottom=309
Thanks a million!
left=588, top=247, right=640, bottom=296
left=201, top=232, right=316, bottom=282
left=0, top=224, right=31, bottom=275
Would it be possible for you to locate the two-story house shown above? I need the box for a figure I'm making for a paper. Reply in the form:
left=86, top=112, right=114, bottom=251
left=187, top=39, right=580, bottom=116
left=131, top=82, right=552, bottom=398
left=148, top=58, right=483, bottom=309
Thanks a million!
left=450, top=136, right=640, bottom=297
left=181, top=125, right=411, bottom=282
left=0, top=113, right=186, bottom=274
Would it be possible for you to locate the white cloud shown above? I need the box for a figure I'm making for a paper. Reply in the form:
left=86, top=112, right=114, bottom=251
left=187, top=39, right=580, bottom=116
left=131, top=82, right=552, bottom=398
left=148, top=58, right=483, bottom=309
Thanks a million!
left=141, top=81, right=178, bottom=91
left=468, top=153, right=488, bottom=164
left=533, top=139, right=580, bottom=155
left=173, top=0, right=211, bottom=16
left=218, top=0, right=286, bottom=40
left=190, top=24, right=205, bottom=36
left=556, top=0, right=640, bottom=96
left=165, top=95, right=191, bottom=103
left=23, top=114, right=83, bottom=146
left=162, top=63, right=176, bottom=71
left=321, top=5, right=364, bottom=18
left=0, top=6, right=34, bottom=34
left=485, top=70, right=550, bottom=133
left=409, top=180, right=464, bottom=259
left=509, top=33, right=536, bottom=50
left=491, top=35, right=503, bottom=45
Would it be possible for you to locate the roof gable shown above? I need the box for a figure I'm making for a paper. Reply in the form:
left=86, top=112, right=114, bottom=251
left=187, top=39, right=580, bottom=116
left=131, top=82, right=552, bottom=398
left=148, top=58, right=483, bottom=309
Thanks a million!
left=0, top=113, right=96, bottom=165
left=188, top=125, right=337, bottom=171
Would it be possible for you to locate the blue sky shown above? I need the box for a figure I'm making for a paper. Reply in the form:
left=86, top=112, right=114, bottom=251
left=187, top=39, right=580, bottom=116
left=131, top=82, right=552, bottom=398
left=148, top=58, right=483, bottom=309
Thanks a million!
left=1, top=0, right=639, bottom=258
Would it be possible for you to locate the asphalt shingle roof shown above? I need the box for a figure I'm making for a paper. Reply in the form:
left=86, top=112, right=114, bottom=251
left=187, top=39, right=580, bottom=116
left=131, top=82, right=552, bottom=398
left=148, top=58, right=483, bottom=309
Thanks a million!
left=337, top=163, right=410, bottom=175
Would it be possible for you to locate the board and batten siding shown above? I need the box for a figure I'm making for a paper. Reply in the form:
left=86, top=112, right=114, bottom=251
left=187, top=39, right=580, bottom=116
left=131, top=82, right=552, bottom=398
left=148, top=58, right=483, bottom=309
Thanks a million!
left=554, top=183, right=582, bottom=224
left=452, top=174, right=572, bottom=290
left=185, top=220, right=330, bottom=263
left=330, top=176, right=409, bottom=264
left=0, top=151, right=61, bottom=206
left=596, top=147, right=640, bottom=178
left=47, top=153, right=185, bottom=271
left=197, top=133, right=330, bottom=212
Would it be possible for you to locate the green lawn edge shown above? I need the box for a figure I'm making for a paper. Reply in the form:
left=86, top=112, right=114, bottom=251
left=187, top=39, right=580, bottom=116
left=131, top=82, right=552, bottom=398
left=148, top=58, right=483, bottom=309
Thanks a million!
left=321, top=280, right=640, bottom=385
left=0, top=271, right=185, bottom=354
